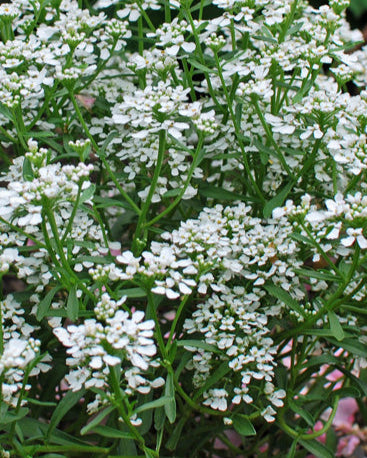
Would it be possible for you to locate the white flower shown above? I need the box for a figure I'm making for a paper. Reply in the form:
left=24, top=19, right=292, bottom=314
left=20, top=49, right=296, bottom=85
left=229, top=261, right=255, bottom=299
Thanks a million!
left=341, top=228, right=367, bottom=249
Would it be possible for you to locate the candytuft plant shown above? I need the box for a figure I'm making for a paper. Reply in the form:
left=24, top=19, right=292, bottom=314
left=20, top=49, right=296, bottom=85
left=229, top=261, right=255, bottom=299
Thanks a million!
left=0, top=0, right=367, bottom=456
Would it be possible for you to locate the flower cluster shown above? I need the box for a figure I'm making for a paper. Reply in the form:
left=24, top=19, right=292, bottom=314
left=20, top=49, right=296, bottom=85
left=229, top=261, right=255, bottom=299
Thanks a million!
left=54, top=293, right=163, bottom=411
left=0, top=0, right=367, bottom=456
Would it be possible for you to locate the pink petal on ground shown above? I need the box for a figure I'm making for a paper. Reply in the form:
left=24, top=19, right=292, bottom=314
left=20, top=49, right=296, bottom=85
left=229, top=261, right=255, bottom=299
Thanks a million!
left=333, top=398, right=359, bottom=430
left=336, top=434, right=360, bottom=457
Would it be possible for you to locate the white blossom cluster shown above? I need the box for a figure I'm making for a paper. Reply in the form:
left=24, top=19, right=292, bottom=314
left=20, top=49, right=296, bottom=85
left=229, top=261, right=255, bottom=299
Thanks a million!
left=53, top=293, right=163, bottom=411
left=0, top=0, right=367, bottom=440
left=0, top=295, right=51, bottom=406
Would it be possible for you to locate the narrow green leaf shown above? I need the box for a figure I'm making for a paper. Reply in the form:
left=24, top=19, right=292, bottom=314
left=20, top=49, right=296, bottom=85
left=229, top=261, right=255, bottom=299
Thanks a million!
left=265, top=284, right=307, bottom=318
left=117, top=287, right=147, bottom=298
left=187, top=58, right=217, bottom=74
left=177, top=339, right=221, bottom=354
left=0, top=407, right=29, bottom=426
left=94, top=196, right=132, bottom=210
left=288, top=399, right=315, bottom=427
left=305, top=355, right=340, bottom=368
left=37, top=286, right=62, bottom=321
left=326, top=337, right=367, bottom=358
left=294, top=268, right=336, bottom=282
left=299, top=438, right=334, bottom=458
left=263, top=181, right=294, bottom=218
left=252, top=34, right=277, bottom=44
left=80, top=406, right=115, bottom=435
left=195, top=362, right=231, bottom=399
left=0, top=103, right=14, bottom=121
left=154, top=406, right=165, bottom=431
left=235, top=102, right=242, bottom=126
left=164, top=373, right=176, bottom=424
left=337, top=367, right=367, bottom=397
left=166, top=417, right=185, bottom=451
left=163, top=188, right=181, bottom=198
left=22, top=157, right=34, bottom=181
left=199, top=184, right=244, bottom=201
left=328, top=311, right=345, bottom=341
left=89, top=425, right=134, bottom=439
left=66, top=285, right=79, bottom=321
left=23, top=131, right=54, bottom=138
left=79, top=184, right=95, bottom=204
left=232, top=414, right=256, bottom=436
left=134, top=396, right=171, bottom=414
left=47, top=389, right=86, bottom=438
left=302, top=329, right=334, bottom=337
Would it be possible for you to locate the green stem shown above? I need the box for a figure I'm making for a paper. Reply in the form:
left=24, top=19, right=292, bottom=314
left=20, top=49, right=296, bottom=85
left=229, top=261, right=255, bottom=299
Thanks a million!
left=138, top=4, right=156, bottom=32
left=251, top=96, right=295, bottom=178
left=147, top=135, right=204, bottom=227
left=61, top=186, right=82, bottom=244
left=28, top=83, right=60, bottom=130
left=109, top=366, right=152, bottom=455
left=0, top=124, right=16, bottom=143
left=43, top=203, right=96, bottom=302
left=165, top=295, right=190, bottom=352
left=278, top=0, right=299, bottom=43
left=213, top=52, right=266, bottom=203
left=298, top=219, right=341, bottom=277
left=183, top=8, right=224, bottom=115
left=69, top=90, right=141, bottom=215
left=138, top=16, right=144, bottom=56
left=182, top=58, right=196, bottom=102
left=0, top=215, right=46, bottom=249
left=147, top=290, right=167, bottom=359
left=132, top=129, right=166, bottom=254
left=278, top=395, right=339, bottom=440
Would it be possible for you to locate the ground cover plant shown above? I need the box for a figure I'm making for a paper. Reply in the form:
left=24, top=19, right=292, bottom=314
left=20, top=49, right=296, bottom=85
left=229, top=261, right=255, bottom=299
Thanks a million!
left=1, top=0, right=367, bottom=456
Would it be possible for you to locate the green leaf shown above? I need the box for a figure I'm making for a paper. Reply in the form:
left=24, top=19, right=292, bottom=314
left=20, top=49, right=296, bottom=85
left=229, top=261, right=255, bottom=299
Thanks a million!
left=263, top=181, right=294, bottom=218
left=235, top=103, right=242, bottom=126
left=187, top=58, right=217, bottom=74
left=118, top=287, right=147, bottom=298
left=299, top=438, right=334, bottom=458
left=79, top=184, right=95, bottom=204
left=294, top=268, right=336, bottom=282
left=302, top=329, right=334, bottom=337
left=0, top=103, right=14, bottom=121
left=93, top=195, right=132, bottom=210
left=154, top=406, right=165, bottom=431
left=37, top=286, right=62, bottom=321
left=328, top=311, right=345, bottom=341
left=337, top=368, right=367, bottom=398
left=199, top=184, right=244, bottom=202
left=89, top=425, right=134, bottom=439
left=47, top=389, right=86, bottom=439
left=23, top=131, right=55, bottom=139
left=232, top=414, right=256, bottom=436
left=22, top=157, right=34, bottom=181
left=134, top=396, right=171, bottom=414
left=305, top=355, right=340, bottom=368
left=163, top=188, right=181, bottom=198
left=195, top=362, right=231, bottom=400
left=66, top=285, right=79, bottom=321
left=164, top=373, right=176, bottom=424
left=177, top=339, right=221, bottom=354
left=326, top=337, right=367, bottom=358
left=80, top=406, right=115, bottom=435
left=265, top=284, right=307, bottom=318
left=0, top=407, right=29, bottom=426
left=252, top=34, right=277, bottom=44
left=286, top=437, right=299, bottom=458
left=166, top=417, right=186, bottom=451
left=288, top=399, right=315, bottom=427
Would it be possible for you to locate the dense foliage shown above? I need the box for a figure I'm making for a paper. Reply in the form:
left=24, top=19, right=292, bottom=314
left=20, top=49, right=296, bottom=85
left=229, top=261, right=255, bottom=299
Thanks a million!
left=0, top=0, right=367, bottom=456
